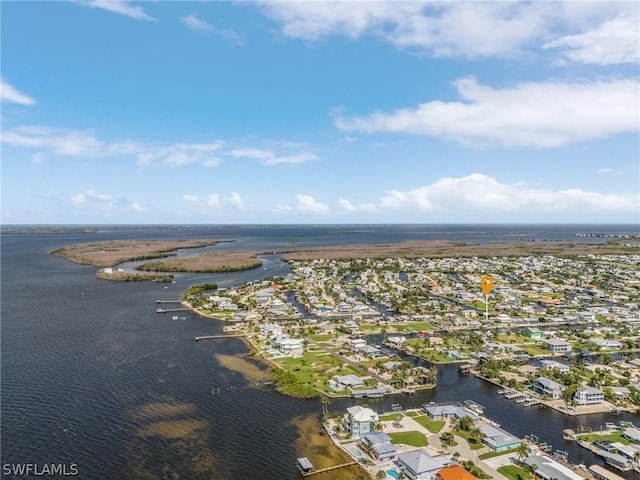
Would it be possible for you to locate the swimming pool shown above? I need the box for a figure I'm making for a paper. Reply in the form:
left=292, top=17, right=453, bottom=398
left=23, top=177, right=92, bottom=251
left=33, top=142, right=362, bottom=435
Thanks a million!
left=386, top=469, right=399, bottom=479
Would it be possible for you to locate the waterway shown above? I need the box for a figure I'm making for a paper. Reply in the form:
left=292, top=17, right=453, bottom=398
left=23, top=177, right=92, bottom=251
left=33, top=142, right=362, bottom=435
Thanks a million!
left=2, top=225, right=639, bottom=479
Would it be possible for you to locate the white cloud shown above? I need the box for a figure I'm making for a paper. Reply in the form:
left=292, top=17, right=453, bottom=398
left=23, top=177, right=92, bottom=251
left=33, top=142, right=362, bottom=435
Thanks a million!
left=373, top=173, right=639, bottom=216
left=180, top=14, right=244, bottom=44
left=180, top=14, right=214, bottom=33
left=259, top=1, right=639, bottom=63
left=544, top=15, right=640, bottom=65
left=296, top=194, right=330, bottom=214
left=1, top=79, right=36, bottom=105
left=338, top=198, right=377, bottom=213
left=230, top=147, right=318, bottom=165
left=75, top=0, right=157, bottom=22
left=71, top=188, right=144, bottom=216
left=259, top=1, right=553, bottom=57
left=335, top=77, right=639, bottom=147
left=182, top=192, right=246, bottom=213
left=2, top=125, right=224, bottom=167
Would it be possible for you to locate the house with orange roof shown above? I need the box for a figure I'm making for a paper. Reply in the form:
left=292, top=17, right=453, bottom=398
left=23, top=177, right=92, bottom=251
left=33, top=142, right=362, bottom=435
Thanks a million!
left=436, top=464, right=477, bottom=480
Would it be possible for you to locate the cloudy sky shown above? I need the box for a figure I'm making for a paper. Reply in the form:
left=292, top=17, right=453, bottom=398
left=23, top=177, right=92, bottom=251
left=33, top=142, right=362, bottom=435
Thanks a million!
left=2, top=0, right=639, bottom=224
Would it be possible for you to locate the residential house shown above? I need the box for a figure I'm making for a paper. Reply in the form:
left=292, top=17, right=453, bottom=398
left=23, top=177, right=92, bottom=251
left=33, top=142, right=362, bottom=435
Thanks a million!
left=541, top=338, right=572, bottom=353
left=623, top=428, right=640, bottom=444
left=532, top=377, right=565, bottom=400
left=396, top=449, right=450, bottom=480
left=523, top=455, right=585, bottom=480
left=539, top=359, right=570, bottom=374
left=423, top=405, right=478, bottom=423
left=343, top=406, right=379, bottom=438
left=279, top=338, right=304, bottom=358
left=521, top=327, right=543, bottom=339
left=360, top=432, right=396, bottom=461
left=590, top=338, right=622, bottom=350
left=332, top=375, right=365, bottom=391
left=479, top=423, right=522, bottom=452
left=574, top=387, right=604, bottom=405
left=436, top=465, right=477, bottom=480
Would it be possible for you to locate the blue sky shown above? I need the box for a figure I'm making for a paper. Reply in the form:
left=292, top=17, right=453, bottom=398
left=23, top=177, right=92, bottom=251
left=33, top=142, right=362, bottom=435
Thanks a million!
left=1, top=1, right=639, bottom=224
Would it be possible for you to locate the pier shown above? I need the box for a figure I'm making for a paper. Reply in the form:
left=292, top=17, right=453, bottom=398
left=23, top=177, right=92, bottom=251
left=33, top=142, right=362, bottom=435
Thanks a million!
left=194, top=334, right=246, bottom=341
left=157, top=308, right=190, bottom=313
left=300, top=461, right=357, bottom=477
left=156, top=300, right=183, bottom=304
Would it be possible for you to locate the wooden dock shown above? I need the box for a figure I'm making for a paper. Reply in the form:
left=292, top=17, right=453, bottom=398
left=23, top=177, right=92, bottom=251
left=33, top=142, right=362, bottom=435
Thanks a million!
left=157, top=308, right=189, bottom=313
left=194, top=334, right=246, bottom=341
left=156, top=300, right=183, bottom=304
left=301, top=461, right=357, bottom=477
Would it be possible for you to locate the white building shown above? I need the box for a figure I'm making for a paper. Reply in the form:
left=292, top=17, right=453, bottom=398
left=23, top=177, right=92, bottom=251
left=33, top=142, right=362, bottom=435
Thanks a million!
left=574, top=387, right=604, bottom=405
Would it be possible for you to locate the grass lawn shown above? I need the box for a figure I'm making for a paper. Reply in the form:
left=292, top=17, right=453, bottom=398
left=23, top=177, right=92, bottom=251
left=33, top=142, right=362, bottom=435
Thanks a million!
left=497, top=465, right=532, bottom=480
left=406, top=411, right=420, bottom=417
left=519, top=344, right=550, bottom=356
left=380, top=413, right=404, bottom=422
left=454, top=430, right=485, bottom=450
left=388, top=431, right=428, bottom=447
left=413, top=415, right=446, bottom=433
left=479, top=447, right=519, bottom=460
left=578, top=432, right=631, bottom=445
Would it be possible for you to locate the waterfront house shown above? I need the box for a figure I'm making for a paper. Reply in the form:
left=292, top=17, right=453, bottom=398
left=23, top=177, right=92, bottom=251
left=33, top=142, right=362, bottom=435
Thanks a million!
left=479, top=423, right=522, bottom=451
left=396, top=449, right=450, bottom=480
left=539, top=359, right=570, bottom=374
left=523, top=455, right=584, bottom=480
left=423, top=405, right=478, bottom=423
left=436, top=465, right=478, bottom=480
left=623, top=427, right=640, bottom=443
left=532, top=377, right=565, bottom=399
left=574, top=387, right=604, bottom=405
left=344, top=405, right=379, bottom=438
left=332, top=375, right=365, bottom=391
left=279, top=338, right=304, bottom=358
left=541, top=338, right=572, bottom=353
left=359, top=432, right=396, bottom=461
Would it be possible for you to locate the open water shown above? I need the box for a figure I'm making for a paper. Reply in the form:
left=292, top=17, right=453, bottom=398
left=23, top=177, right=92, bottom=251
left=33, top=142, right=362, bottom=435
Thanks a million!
left=2, top=225, right=639, bottom=479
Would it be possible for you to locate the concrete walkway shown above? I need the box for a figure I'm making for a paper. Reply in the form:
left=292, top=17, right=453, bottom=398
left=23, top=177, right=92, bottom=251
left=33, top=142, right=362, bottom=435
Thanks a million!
left=382, top=415, right=511, bottom=480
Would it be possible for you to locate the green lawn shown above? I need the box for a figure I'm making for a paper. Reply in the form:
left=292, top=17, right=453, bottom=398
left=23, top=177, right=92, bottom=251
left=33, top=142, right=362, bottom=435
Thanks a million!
left=412, top=415, right=446, bottom=433
left=388, top=431, right=428, bottom=447
left=380, top=413, right=403, bottom=422
left=578, top=432, right=631, bottom=445
left=497, top=465, right=532, bottom=480
left=406, top=411, right=420, bottom=417
left=454, top=430, right=485, bottom=450
left=479, top=447, right=520, bottom=460
left=519, top=344, right=551, bottom=356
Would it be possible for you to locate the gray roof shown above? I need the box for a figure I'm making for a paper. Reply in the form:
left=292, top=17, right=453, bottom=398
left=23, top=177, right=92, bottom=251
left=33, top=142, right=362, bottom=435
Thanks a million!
left=480, top=423, right=521, bottom=449
left=423, top=404, right=479, bottom=421
left=523, top=456, right=583, bottom=480
left=334, top=375, right=365, bottom=387
left=373, top=442, right=397, bottom=456
left=397, top=449, right=449, bottom=475
left=361, top=432, right=391, bottom=445
left=543, top=337, right=571, bottom=346
left=534, top=377, right=564, bottom=390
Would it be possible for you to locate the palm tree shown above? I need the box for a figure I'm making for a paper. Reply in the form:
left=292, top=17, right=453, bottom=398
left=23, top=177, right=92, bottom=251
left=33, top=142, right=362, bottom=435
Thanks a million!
left=456, top=415, right=474, bottom=432
left=516, top=442, right=529, bottom=464
left=470, top=426, right=485, bottom=447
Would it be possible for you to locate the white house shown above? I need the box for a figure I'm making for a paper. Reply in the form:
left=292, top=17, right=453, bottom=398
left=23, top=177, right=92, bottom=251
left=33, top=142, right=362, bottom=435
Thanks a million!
left=532, top=377, right=565, bottom=399
left=396, top=449, right=450, bottom=480
left=344, top=405, right=379, bottom=438
left=541, top=338, right=572, bottom=353
left=574, top=387, right=604, bottom=405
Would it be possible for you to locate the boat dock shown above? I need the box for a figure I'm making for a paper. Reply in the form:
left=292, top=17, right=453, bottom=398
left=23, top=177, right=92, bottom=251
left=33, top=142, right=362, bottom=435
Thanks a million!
left=156, top=300, right=183, bottom=304
left=299, top=461, right=357, bottom=477
left=194, top=334, right=246, bottom=341
left=157, top=308, right=190, bottom=313
left=497, top=388, right=540, bottom=406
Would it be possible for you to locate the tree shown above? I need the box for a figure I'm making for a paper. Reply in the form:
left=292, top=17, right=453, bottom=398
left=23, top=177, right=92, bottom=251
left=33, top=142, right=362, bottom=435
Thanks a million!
left=470, top=426, right=485, bottom=447
left=455, top=415, right=474, bottom=432
left=376, top=471, right=387, bottom=480
left=516, top=442, right=529, bottom=463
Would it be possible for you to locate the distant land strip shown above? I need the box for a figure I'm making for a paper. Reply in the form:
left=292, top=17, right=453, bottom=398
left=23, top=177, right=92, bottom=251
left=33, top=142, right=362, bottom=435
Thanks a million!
left=50, top=239, right=638, bottom=277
